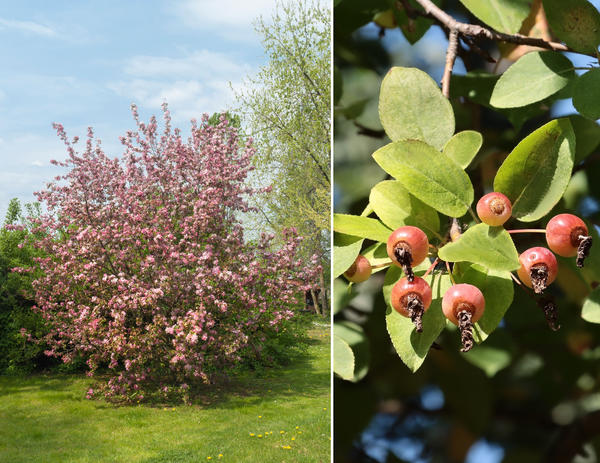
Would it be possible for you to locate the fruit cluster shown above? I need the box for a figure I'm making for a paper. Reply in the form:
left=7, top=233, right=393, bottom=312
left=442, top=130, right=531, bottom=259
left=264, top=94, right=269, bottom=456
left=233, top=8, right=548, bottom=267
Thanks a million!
left=343, top=192, right=592, bottom=352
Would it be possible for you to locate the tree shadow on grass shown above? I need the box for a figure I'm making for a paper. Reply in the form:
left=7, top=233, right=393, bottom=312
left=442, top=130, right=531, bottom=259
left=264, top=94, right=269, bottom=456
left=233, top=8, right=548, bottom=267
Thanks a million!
left=0, top=373, right=82, bottom=398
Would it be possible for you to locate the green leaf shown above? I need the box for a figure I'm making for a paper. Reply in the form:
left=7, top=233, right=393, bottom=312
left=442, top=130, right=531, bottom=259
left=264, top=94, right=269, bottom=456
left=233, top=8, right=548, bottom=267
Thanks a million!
left=574, top=69, right=600, bottom=120
left=384, top=266, right=451, bottom=372
left=582, top=286, right=600, bottom=323
left=490, top=52, right=575, bottom=108
left=459, top=0, right=530, bottom=34
left=543, top=0, right=600, bottom=54
left=372, top=140, right=474, bottom=217
left=369, top=180, right=440, bottom=238
left=451, top=72, right=546, bottom=130
left=334, top=321, right=370, bottom=381
left=462, top=344, right=512, bottom=377
left=438, top=224, right=520, bottom=271
left=333, top=214, right=392, bottom=243
left=333, top=335, right=355, bottom=380
left=361, top=242, right=390, bottom=274
left=392, top=0, right=440, bottom=44
left=570, top=115, right=600, bottom=164
left=493, top=118, right=576, bottom=222
left=453, top=262, right=514, bottom=341
left=333, top=278, right=354, bottom=315
left=443, top=130, right=483, bottom=169
left=378, top=67, right=454, bottom=150
left=333, top=232, right=364, bottom=278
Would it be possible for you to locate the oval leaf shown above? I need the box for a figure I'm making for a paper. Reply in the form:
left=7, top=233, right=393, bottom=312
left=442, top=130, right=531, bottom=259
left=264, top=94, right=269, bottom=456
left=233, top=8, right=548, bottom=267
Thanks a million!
left=490, top=52, right=574, bottom=108
left=333, top=335, right=355, bottom=380
left=443, top=130, right=483, bottom=169
left=372, top=140, right=474, bottom=217
left=384, top=265, right=451, bottom=372
left=459, top=0, right=530, bottom=34
left=334, top=321, right=370, bottom=382
left=379, top=67, right=454, bottom=150
left=453, top=262, right=514, bottom=341
left=543, top=0, right=600, bottom=54
left=438, top=224, right=520, bottom=271
left=462, top=344, right=512, bottom=377
left=333, top=232, right=364, bottom=278
left=493, top=118, right=576, bottom=222
left=582, top=286, right=600, bottom=323
left=369, top=180, right=440, bottom=237
left=333, top=214, right=392, bottom=243
left=570, top=115, right=600, bottom=164
left=573, top=68, right=600, bottom=120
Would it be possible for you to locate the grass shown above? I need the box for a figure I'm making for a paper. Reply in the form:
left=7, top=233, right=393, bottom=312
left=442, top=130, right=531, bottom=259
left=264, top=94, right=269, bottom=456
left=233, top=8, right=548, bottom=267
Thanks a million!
left=0, top=321, right=331, bottom=463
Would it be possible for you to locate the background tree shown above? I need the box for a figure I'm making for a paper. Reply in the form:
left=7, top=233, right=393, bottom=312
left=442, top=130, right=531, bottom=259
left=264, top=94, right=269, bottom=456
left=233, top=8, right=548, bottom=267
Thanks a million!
left=0, top=199, right=48, bottom=373
left=236, top=0, right=331, bottom=315
left=334, top=0, right=600, bottom=461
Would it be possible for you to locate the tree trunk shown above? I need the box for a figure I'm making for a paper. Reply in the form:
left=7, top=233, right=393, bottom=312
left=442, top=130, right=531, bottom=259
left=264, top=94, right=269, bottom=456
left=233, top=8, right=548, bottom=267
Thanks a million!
left=310, top=288, right=321, bottom=315
left=319, top=267, right=328, bottom=317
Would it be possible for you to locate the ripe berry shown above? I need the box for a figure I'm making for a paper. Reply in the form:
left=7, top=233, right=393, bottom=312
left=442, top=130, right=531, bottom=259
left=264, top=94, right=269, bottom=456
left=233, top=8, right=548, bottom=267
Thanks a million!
left=442, top=284, right=485, bottom=352
left=476, top=192, right=512, bottom=226
left=390, top=276, right=432, bottom=332
left=386, top=226, right=429, bottom=282
left=546, top=213, right=592, bottom=267
left=343, top=255, right=372, bottom=283
left=517, top=247, right=558, bottom=295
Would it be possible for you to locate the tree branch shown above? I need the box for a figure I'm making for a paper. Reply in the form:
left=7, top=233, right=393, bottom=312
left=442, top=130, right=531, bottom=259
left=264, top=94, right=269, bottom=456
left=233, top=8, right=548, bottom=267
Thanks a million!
left=401, top=0, right=595, bottom=98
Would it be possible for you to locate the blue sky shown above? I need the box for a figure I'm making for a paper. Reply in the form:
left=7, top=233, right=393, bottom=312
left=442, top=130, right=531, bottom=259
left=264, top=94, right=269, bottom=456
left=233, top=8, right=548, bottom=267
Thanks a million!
left=0, top=0, right=279, bottom=219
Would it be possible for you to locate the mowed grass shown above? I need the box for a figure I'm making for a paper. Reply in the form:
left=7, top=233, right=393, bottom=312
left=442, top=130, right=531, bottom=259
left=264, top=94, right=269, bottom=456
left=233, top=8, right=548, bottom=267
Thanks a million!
left=0, top=322, right=331, bottom=463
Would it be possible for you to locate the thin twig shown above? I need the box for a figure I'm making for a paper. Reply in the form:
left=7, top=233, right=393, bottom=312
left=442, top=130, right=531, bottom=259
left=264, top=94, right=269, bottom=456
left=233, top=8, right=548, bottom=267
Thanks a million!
left=442, top=29, right=459, bottom=98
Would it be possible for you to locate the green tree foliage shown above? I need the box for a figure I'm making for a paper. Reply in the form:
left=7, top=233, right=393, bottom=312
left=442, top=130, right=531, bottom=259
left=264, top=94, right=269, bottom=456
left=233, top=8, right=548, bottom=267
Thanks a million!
left=236, top=0, right=331, bottom=313
left=0, top=199, right=49, bottom=373
left=334, top=0, right=600, bottom=460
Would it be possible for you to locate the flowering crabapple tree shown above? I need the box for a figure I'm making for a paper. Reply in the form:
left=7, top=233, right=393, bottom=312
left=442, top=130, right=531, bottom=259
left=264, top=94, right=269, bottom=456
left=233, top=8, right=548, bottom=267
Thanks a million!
left=24, top=104, right=319, bottom=402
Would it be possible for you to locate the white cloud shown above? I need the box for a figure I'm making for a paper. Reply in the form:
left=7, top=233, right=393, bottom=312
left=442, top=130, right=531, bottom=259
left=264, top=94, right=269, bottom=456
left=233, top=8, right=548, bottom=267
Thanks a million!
left=175, top=0, right=276, bottom=29
left=109, top=50, right=253, bottom=121
left=124, top=50, right=249, bottom=79
left=0, top=18, right=57, bottom=37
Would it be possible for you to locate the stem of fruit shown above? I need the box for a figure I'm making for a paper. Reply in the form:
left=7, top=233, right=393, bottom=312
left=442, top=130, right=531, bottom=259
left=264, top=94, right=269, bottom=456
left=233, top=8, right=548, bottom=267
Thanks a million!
left=468, top=207, right=480, bottom=224
left=507, top=229, right=546, bottom=234
left=445, top=261, right=455, bottom=284
left=371, top=261, right=393, bottom=269
left=423, top=258, right=439, bottom=278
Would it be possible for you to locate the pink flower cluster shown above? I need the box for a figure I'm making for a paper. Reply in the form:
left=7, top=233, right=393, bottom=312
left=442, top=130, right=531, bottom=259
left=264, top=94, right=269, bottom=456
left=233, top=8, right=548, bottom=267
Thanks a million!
left=24, top=105, right=318, bottom=400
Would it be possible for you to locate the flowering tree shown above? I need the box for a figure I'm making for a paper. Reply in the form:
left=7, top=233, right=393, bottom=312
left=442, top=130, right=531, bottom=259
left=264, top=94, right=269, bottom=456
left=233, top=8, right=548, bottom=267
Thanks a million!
left=25, top=105, right=318, bottom=401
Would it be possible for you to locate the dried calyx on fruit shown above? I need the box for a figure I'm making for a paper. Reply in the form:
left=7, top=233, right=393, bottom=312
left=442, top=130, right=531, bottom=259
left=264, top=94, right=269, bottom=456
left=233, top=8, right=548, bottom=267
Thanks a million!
left=546, top=214, right=592, bottom=268
left=391, top=276, right=432, bottom=332
left=517, top=247, right=558, bottom=295
left=344, top=255, right=372, bottom=283
left=386, top=226, right=429, bottom=282
left=476, top=192, right=512, bottom=226
left=537, top=296, right=560, bottom=331
left=442, top=284, right=485, bottom=352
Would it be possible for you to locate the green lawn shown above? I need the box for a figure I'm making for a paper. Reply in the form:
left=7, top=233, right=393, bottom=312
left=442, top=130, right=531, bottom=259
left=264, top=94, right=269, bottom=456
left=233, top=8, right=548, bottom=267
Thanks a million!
left=0, top=322, right=331, bottom=463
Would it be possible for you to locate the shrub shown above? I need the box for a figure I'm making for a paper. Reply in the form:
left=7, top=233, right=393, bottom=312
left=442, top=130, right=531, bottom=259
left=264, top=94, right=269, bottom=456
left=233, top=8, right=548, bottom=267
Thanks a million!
left=24, top=105, right=318, bottom=401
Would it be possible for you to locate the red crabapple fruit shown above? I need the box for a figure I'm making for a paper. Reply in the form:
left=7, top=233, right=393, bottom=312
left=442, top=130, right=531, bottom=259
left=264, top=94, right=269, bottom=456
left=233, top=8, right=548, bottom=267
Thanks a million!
left=386, top=226, right=429, bottom=282
left=390, top=276, right=432, bottom=332
left=442, top=284, right=485, bottom=352
left=344, top=255, right=372, bottom=283
left=517, top=247, right=558, bottom=295
left=546, top=214, right=592, bottom=267
left=476, top=192, right=512, bottom=226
